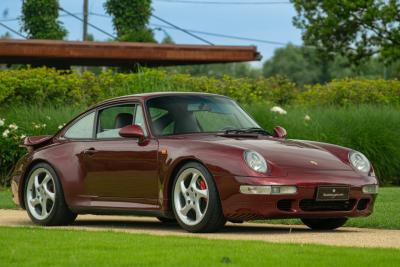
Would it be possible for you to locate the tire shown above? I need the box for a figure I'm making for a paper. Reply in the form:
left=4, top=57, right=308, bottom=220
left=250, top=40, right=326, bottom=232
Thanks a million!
left=301, top=218, right=348, bottom=230
left=24, top=162, right=77, bottom=226
left=172, top=162, right=226, bottom=233
left=157, top=217, right=177, bottom=224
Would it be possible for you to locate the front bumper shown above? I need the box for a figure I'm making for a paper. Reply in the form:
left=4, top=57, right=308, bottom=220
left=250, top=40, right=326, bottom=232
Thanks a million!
left=217, top=170, right=378, bottom=221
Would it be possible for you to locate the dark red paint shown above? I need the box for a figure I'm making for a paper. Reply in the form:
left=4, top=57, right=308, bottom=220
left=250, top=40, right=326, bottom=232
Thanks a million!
left=10, top=92, right=378, bottom=221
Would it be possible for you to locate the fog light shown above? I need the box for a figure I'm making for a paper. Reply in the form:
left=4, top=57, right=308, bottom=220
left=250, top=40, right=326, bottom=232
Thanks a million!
left=240, top=185, right=297, bottom=195
left=362, top=184, right=379, bottom=194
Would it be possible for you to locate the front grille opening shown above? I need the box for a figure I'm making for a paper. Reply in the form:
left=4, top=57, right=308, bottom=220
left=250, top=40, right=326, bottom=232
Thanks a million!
left=299, top=199, right=356, bottom=212
left=357, top=199, right=370, bottom=210
left=277, top=199, right=293, bottom=212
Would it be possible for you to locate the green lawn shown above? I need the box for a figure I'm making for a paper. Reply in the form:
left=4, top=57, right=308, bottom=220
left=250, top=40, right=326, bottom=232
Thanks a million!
left=0, top=227, right=399, bottom=267
left=0, top=187, right=18, bottom=209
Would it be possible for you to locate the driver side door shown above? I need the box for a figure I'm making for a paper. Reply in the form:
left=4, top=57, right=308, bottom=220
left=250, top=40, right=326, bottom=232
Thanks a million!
left=81, top=102, right=159, bottom=208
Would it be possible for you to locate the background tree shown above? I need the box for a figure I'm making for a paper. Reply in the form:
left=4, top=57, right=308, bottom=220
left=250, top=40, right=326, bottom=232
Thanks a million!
left=263, top=44, right=400, bottom=85
left=291, top=0, right=400, bottom=64
left=263, top=44, right=323, bottom=85
left=21, top=0, right=67, bottom=39
left=104, top=0, right=155, bottom=42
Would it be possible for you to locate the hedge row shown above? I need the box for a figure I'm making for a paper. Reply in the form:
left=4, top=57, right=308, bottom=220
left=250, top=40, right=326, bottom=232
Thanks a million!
left=0, top=67, right=399, bottom=107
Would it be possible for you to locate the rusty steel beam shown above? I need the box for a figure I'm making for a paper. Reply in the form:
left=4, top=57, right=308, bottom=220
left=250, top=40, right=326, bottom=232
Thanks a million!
left=0, top=39, right=261, bottom=67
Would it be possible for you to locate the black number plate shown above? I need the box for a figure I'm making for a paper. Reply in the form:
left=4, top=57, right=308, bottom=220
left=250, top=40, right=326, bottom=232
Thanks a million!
left=316, top=186, right=350, bottom=201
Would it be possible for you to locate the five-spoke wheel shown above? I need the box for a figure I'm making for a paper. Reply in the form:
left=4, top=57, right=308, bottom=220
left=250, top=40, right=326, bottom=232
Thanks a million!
left=26, top=167, right=56, bottom=220
left=172, top=162, right=226, bottom=232
left=24, top=163, right=77, bottom=226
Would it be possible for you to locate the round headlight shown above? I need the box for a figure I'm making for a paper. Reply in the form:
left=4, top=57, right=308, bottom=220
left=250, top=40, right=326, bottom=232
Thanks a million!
left=244, top=150, right=268, bottom=173
left=349, top=151, right=371, bottom=173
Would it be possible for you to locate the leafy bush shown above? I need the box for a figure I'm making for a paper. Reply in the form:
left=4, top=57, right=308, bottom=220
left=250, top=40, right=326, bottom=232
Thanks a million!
left=297, top=79, right=400, bottom=106
left=0, top=105, right=84, bottom=185
left=1, top=68, right=400, bottom=108
left=0, top=67, right=299, bottom=106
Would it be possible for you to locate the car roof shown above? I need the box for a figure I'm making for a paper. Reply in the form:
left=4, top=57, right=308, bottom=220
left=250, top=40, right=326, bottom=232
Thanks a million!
left=94, top=92, right=228, bottom=107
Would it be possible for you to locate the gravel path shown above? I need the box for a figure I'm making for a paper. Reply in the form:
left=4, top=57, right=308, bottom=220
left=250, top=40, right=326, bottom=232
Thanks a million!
left=1, top=209, right=399, bottom=249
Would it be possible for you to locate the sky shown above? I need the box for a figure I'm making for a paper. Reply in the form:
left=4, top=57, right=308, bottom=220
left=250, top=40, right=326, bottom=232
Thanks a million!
left=0, top=0, right=302, bottom=66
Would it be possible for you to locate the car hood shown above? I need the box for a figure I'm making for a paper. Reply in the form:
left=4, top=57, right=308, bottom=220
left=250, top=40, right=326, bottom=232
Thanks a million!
left=212, top=136, right=352, bottom=171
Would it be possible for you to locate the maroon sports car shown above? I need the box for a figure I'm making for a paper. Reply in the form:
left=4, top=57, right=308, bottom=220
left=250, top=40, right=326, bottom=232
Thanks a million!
left=10, top=92, right=378, bottom=232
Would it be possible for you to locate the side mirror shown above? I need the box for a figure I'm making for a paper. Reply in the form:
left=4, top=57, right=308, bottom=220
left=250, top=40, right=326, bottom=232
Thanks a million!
left=273, top=126, right=287, bottom=138
left=119, top=125, right=145, bottom=142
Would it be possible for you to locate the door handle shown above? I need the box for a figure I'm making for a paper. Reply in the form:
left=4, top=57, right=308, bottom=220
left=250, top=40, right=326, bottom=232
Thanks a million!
left=83, top=148, right=97, bottom=155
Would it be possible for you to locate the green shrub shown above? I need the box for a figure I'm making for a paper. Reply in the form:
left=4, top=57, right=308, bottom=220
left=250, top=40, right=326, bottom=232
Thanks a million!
left=297, top=79, right=400, bottom=106
left=0, top=105, right=84, bottom=185
left=2, top=67, right=400, bottom=107
left=0, top=67, right=299, bottom=106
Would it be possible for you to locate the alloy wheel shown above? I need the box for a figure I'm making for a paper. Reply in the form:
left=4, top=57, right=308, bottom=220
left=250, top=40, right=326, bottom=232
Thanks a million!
left=26, top=168, right=56, bottom=220
left=173, top=168, right=209, bottom=226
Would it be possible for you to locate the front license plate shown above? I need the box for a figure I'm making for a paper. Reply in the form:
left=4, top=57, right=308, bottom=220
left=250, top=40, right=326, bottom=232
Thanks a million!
left=316, top=186, right=350, bottom=201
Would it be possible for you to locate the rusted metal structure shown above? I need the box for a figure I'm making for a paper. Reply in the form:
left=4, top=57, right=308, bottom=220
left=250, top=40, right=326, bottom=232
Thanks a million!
left=0, top=39, right=261, bottom=67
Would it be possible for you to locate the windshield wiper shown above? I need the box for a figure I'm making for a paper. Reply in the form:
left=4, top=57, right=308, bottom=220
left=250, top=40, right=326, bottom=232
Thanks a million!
left=223, top=127, right=271, bottom=136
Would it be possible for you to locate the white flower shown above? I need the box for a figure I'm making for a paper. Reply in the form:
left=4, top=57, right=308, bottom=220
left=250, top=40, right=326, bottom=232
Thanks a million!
left=304, top=115, right=311, bottom=121
left=20, top=134, right=26, bottom=139
left=270, top=106, right=287, bottom=115
left=33, top=123, right=40, bottom=129
left=42, top=124, right=47, bottom=128
left=2, top=129, right=10, bottom=138
left=9, top=123, right=18, bottom=130
left=0, top=118, right=4, bottom=127
left=46, top=116, right=51, bottom=120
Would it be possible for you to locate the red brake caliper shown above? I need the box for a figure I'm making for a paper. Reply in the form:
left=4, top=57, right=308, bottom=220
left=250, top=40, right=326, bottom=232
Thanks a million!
left=199, top=179, right=207, bottom=190
left=199, top=179, right=207, bottom=203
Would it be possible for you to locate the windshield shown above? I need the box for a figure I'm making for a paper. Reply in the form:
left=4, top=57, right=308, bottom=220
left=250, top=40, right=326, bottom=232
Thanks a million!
left=146, top=95, right=260, bottom=136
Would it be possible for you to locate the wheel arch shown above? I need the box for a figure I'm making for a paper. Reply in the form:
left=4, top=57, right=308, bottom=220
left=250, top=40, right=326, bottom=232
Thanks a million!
left=19, top=159, right=64, bottom=209
left=164, top=158, right=216, bottom=215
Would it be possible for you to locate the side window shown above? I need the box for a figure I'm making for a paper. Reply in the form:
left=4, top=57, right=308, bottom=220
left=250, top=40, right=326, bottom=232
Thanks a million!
left=97, top=105, right=135, bottom=139
left=64, top=112, right=95, bottom=139
left=134, top=105, right=148, bottom=136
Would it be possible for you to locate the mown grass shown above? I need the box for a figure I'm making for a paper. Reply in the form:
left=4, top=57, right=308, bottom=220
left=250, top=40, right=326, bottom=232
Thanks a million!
left=0, top=186, right=17, bottom=209
left=0, top=226, right=399, bottom=267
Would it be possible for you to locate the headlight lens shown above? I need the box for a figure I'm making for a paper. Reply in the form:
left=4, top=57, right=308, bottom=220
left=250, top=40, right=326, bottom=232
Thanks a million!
left=349, top=151, right=371, bottom=173
left=244, top=150, right=268, bottom=173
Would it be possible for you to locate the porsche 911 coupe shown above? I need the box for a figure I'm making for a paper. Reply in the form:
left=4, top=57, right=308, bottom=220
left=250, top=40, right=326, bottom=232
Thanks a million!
left=10, top=92, right=378, bottom=232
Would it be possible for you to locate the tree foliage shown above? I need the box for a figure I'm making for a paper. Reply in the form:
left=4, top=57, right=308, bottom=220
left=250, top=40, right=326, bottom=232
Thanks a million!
left=21, top=0, right=67, bottom=40
left=104, top=0, right=155, bottom=42
left=263, top=44, right=400, bottom=85
left=291, top=0, right=400, bottom=64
